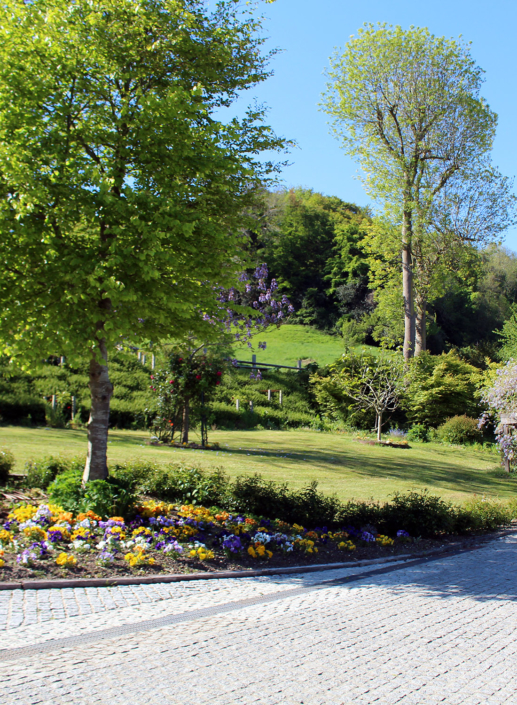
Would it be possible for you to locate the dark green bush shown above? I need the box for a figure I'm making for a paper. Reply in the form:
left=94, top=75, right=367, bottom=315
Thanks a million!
left=25, top=456, right=83, bottom=489
left=407, top=424, right=429, bottom=442
left=334, top=499, right=383, bottom=529
left=48, top=468, right=137, bottom=518
left=437, top=415, right=482, bottom=445
left=379, top=490, right=455, bottom=538
left=121, top=463, right=229, bottom=506
left=47, top=468, right=84, bottom=512
left=228, top=474, right=340, bottom=526
left=0, top=447, right=14, bottom=485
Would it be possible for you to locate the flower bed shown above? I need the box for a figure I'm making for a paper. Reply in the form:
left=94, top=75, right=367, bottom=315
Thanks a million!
left=0, top=497, right=463, bottom=581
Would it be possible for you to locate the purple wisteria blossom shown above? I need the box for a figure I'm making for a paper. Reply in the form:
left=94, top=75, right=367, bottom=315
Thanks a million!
left=479, top=360, right=517, bottom=461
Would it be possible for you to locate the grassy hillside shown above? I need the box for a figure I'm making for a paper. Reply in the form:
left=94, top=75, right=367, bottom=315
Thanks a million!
left=1, top=426, right=514, bottom=503
left=232, top=324, right=377, bottom=368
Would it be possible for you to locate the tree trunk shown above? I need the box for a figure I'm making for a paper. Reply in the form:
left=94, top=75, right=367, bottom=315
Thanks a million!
left=415, top=295, right=427, bottom=356
left=182, top=396, right=190, bottom=444
left=83, top=338, right=113, bottom=483
left=401, top=210, right=415, bottom=360
left=377, top=411, right=382, bottom=442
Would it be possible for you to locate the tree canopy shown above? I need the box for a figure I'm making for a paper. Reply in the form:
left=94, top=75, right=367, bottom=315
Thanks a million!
left=321, top=23, right=508, bottom=359
left=0, top=0, right=286, bottom=479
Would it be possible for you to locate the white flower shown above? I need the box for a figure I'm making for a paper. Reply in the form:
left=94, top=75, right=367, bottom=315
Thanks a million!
left=96, top=541, right=106, bottom=550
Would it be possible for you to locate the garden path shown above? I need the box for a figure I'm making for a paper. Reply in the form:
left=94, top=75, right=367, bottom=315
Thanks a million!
left=0, top=536, right=516, bottom=704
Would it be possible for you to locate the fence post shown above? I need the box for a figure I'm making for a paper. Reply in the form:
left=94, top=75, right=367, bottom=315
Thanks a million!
left=60, top=356, right=65, bottom=366
left=279, top=390, right=283, bottom=405
left=267, top=389, right=271, bottom=401
left=252, top=354, right=257, bottom=371
left=236, top=399, right=239, bottom=411
left=142, top=354, right=147, bottom=365
left=297, top=359, right=302, bottom=370
left=151, top=354, right=156, bottom=370
left=137, top=351, right=141, bottom=361
left=71, top=396, right=76, bottom=419
left=51, top=394, right=57, bottom=410
left=249, top=400, right=253, bottom=412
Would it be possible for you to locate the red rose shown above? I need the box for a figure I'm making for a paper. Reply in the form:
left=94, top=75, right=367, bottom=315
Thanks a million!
left=216, top=381, right=220, bottom=385
left=217, top=371, right=222, bottom=376
left=196, top=374, right=202, bottom=380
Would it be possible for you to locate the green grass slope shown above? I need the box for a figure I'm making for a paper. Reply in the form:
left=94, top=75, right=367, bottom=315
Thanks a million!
left=232, top=324, right=372, bottom=367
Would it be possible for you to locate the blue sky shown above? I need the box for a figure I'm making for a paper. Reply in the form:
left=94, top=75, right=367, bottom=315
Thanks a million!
left=226, top=0, right=517, bottom=250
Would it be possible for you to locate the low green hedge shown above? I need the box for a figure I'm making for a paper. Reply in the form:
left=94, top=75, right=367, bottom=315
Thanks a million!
left=18, top=454, right=517, bottom=534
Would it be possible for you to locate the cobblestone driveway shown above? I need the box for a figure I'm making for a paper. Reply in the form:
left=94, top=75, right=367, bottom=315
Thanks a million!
left=0, top=535, right=516, bottom=705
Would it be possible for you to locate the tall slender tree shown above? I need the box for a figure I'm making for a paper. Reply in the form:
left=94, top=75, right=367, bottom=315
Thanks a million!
left=0, top=0, right=287, bottom=481
left=321, top=23, right=497, bottom=358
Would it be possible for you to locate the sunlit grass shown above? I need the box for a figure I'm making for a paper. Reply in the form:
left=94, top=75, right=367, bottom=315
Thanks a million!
left=1, top=425, right=515, bottom=503
left=232, top=323, right=380, bottom=368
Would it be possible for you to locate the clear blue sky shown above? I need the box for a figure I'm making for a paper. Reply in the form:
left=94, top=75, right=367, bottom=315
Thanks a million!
left=226, top=0, right=517, bottom=250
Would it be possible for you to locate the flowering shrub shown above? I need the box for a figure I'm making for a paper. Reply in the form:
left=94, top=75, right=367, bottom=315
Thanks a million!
left=480, top=360, right=517, bottom=463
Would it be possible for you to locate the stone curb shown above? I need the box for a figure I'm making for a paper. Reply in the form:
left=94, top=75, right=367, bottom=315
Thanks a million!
left=1, top=528, right=515, bottom=591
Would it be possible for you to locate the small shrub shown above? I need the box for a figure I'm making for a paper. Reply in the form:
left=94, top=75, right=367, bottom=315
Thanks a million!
left=0, top=447, right=14, bottom=485
left=380, top=490, right=455, bottom=538
left=453, top=496, right=515, bottom=533
left=437, top=415, right=482, bottom=445
left=47, top=468, right=83, bottom=512
left=135, top=464, right=229, bottom=506
left=407, top=424, right=429, bottom=443
left=25, top=456, right=82, bottom=489
left=48, top=468, right=137, bottom=518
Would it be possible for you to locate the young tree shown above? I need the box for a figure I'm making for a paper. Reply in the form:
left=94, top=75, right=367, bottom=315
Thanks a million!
left=329, top=351, right=405, bottom=441
left=153, top=263, right=293, bottom=444
left=0, top=0, right=286, bottom=481
left=322, top=24, right=497, bottom=359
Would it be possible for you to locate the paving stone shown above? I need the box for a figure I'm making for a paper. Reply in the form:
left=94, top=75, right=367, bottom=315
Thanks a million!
left=0, top=537, right=516, bottom=703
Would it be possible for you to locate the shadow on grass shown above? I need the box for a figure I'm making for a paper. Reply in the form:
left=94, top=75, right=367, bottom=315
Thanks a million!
left=211, top=442, right=510, bottom=497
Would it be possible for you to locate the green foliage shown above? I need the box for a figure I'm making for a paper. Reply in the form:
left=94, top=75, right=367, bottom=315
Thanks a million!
left=404, top=351, right=481, bottom=427
left=212, top=367, right=317, bottom=430
left=25, top=456, right=83, bottom=490
left=227, top=474, right=342, bottom=527
left=454, top=496, right=515, bottom=533
left=407, top=424, right=430, bottom=443
left=0, top=447, right=14, bottom=485
left=380, top=490, right=456, bottom=538
left=249, top=189, right=372, bottom=331
left=0, top=352, right=154, bottom=429
left=150, top=350, right=227, bottom=442
left=437, top=415, right=483, bottom=445
left=0, top=0, right=285, bottom=368
left=48, top=468, right=137, bottom=518
left=114, top=462, right=229, bottom=507
left=498, top=304, right=517, bottom=361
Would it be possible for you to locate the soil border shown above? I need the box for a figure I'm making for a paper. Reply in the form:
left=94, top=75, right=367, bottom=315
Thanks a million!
left=1, top=528, right=515, bottom=591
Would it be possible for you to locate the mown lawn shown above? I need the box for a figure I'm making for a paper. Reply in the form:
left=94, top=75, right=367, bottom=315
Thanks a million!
left=1, top=425, right=516, bottom=503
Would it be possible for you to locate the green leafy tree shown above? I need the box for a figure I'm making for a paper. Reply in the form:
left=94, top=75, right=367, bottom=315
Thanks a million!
left=0, top=0, right=285, bottom=481
left=250, top=189, right=372, bottom=330
left=314, top=351, right=406, bottom=440
left=150, top=350, right=226, bottom=445
left=322, top=23, right=498, bottom=359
